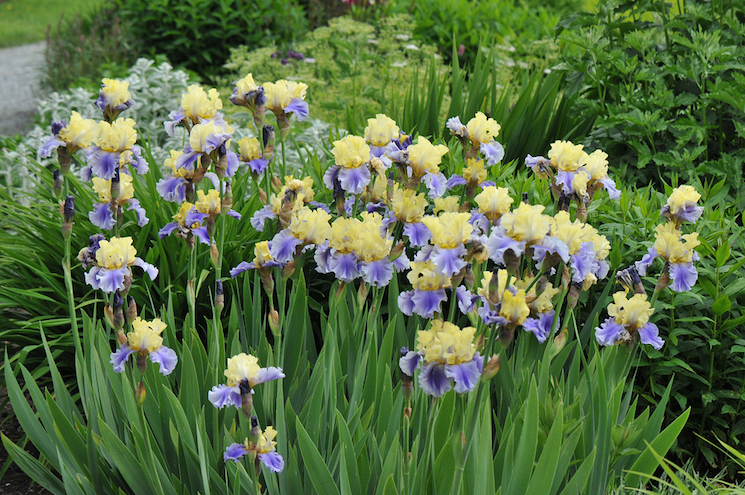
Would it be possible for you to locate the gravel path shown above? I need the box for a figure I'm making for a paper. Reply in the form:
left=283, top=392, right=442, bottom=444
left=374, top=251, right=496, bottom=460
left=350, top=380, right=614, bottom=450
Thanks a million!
left=0, top=42, right=45, bottom=137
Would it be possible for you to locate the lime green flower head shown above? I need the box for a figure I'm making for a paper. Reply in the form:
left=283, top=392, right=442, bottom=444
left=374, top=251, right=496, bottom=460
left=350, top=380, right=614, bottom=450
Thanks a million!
left=92, top=173, right=135, bottom=202
left=407, top=136, right=449, bottom=177
left=365, top=114, right=400, bottom=147
left=58, top=111, right=98, bottom=152
left=607, top=291, right=654, bottom=330
left=96, top=118, right=137, bottom=153
left=466, top=112, right=500, bottom=145
left=548, top=140, right=584, bottom=172
left=501, top=202, right=550, bottom=244
left=475, top=186, right=513, bottom=221
left=181, top=85, right=223, bottom=122
left=127, top=317, right=167, bottom=353
left=421, top=212, right=473, bottom=249
left=332, top=135, right=371, bottom=168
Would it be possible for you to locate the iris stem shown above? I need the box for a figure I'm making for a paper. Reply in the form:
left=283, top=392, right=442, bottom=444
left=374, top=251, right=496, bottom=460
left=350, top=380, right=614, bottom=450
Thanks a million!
left=449, top=377, right=487, bottom=495
left=63, top=239, right=82, bottom=359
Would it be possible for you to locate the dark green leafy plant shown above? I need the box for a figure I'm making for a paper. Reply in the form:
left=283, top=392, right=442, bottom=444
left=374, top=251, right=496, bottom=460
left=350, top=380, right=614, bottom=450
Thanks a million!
left=44, top=0, right=138, bottom=92
left=116, top=0, right=308, bottom=81
left=555, top=0, right=745, bottom=204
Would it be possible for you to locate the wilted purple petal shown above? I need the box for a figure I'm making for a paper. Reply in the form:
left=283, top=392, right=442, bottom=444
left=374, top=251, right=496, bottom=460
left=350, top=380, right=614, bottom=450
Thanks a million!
left=523, top=311, right=558, bottom=344
left=159, top=222, right=179, bottom=239
left=532, top=236, right=570, bottom=264
left=132, top=258, right=159, bottom=281
left=447, top=175, right=467, bottom=190
left=456, top=285, right=479, bottom=314
left=478, top=304, right=507, bottom=326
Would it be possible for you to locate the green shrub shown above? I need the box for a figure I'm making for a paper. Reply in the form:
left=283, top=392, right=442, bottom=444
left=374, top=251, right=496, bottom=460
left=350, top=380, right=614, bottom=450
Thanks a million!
left=556, top=0, right=745, bottom=204
left=223, top=14, right=446, bottom=128
left=116, top=0, right=308, bottom=81
left=44, top=0, right=138, bottom=92
left=411, top=0, right=583, bottom=69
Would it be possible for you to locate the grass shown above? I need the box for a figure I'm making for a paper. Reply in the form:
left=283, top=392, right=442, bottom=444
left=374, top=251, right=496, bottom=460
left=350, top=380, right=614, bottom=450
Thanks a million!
left=0, top=0, right=105, bottom=48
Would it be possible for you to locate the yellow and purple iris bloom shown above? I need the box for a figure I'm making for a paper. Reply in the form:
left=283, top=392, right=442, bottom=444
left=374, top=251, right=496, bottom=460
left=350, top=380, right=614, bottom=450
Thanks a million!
left=83, top=118, right=149, bottom=181
left=175, top=121, right=236, bottom=174
left=399, top=320, right=484, bottom=397
left=269, top=207, right=331, bottom=264
left=446, top=158, right=496, bottom=191
left=95, top=78, right=134, bottom=121
left=383, top=187, right=431, bottom=247
left=635, top=222, right=700, bottom=292
left=365, top=114, right=400, bottom=158
left=230, top=241, right=282, bottom=277
left=110, top=317, right=177, bottom=375
left=250, top=176, right=317, bottom=231
left=229, top=73, right=266, bottom=115
left=264, top=79, right=309, bottom=122
left=595, top=291, right=663, bottom=349
left=89, top=171, right=149, bottom=230
left=404, top=136, right=449, bottom=198
left=155, top=150, right=220, bottom=203
left=474, top=186, right=513, bottom=222
left=446, top=112, right=505, bottom=165
left=84, top=236, right=158, bottom=293
left=39, top=111, right=98, bottom=159
left=397, top=261, right=452, bottom=318
left=209, top=353, right=285, bottom=409
left=237, top=136, right=269, bottom=174
left=324, top=135, right=374, bottom=195
left=661, top=185, right=703, bottom=225
left=223, top=426, right=285, bottom=473
left=159, top=201, right=211, bottom=245
left=526, top=141, right=620, bottom=201
left=164, top=85, right=226, bottom=136
left=473, top=270, right=530, bottom=327
left=420, top=212, right=474, bottom=276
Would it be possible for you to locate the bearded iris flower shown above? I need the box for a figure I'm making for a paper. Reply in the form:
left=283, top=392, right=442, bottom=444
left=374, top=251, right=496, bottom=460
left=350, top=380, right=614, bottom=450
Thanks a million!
left=223, top=426, right=285, bottom=473
left=165, top=85, right=225, bottom=136
left=661, top=185, right=703, bottom=225
left=398, top=261, right=452, bottom=318
left=39, top=111, right=98, bottom=159
left=365, top=114, right=400, bottom=158
left=95, top=78, right=134, bottom=122
left=208, top=353, right=284, bottom=409
left=399, top=320, right=484, bottom=397
left=84, top=236, right=158, bottom=293
left=110, top=317, right=177, bottom=375
left=89, top=171, right=149, bottom=229
left=83, top=118, right=148, bottom=181
left=324, top=135, right=373, bottom=195
left=159, top=201, right=211, bottom=245
left=421, top=212, right=474, bottom=277
left=595, top=291, right=663, bottom=349
left=635, top=222, right=700, bottom=292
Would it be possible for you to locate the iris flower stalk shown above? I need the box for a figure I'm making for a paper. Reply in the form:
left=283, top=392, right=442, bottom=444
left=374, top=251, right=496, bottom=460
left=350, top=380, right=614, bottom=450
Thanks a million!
left=60, top=195, right=82, bottom=357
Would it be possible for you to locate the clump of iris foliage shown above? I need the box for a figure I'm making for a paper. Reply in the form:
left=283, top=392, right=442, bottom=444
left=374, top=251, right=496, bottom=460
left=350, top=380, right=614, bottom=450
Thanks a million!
left=2, top=0, right=745, bottom=493
left=1, top=44, right=743, bottom=493
left=555, top=0, right=745, bottom=205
